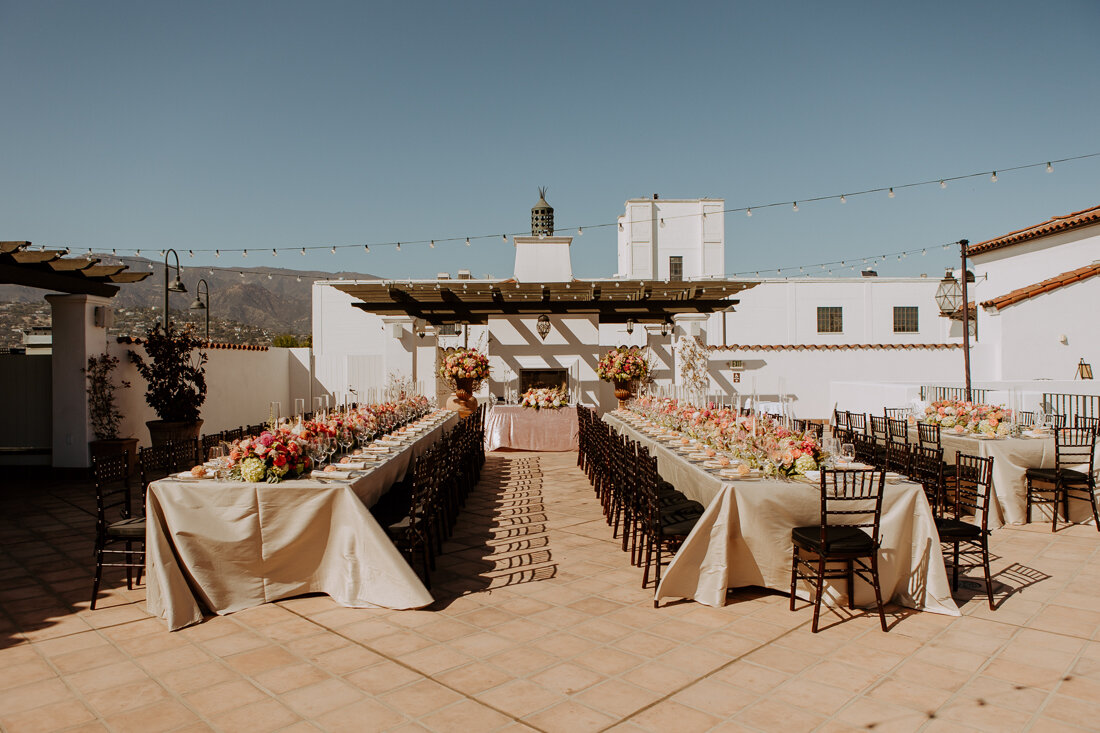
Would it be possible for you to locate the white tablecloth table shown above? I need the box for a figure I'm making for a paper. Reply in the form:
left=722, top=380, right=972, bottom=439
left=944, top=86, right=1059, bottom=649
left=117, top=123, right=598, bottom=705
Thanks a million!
left=605, top=414, right=959, bottom=616
left=484, top=405, right=579, bottom=452
left=145, top=412, right=458, bottom=630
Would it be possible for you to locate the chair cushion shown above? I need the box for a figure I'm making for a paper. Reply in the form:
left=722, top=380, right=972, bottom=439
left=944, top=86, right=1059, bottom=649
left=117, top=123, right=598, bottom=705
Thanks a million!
left=106, top=517, right=145, bottom=539
left=660, top=516, right=699, bottom=537
left=791, top=525, right=874, bottom=555
left=935, top=516, right=982, bottom=539
left=1026, top=467, right=1091, bottom=484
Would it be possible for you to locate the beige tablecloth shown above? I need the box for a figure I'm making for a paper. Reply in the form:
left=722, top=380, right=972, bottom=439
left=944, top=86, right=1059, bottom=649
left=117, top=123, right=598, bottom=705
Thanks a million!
left=484, top=405, right=579, bottom=452
left=606, top=414, right=959, bottom=615
left=145, top=412, right=458, bottom=630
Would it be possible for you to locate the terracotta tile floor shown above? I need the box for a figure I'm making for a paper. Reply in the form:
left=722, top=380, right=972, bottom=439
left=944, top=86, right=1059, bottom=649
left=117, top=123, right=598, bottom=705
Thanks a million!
left=2, top=452, right=1100, bottom=732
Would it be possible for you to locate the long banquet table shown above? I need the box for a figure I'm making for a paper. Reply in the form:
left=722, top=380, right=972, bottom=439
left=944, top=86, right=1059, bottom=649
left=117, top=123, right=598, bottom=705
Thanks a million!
left=605, top=413, right=959, bottom=616
left=484, top=404, right=579, bottom=452
left=145, top=411, right=459, bottom=630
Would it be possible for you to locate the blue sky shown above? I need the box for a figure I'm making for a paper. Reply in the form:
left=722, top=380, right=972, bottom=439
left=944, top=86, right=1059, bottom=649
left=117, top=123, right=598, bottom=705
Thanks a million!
left=2, top=1, right=1098, bottom=281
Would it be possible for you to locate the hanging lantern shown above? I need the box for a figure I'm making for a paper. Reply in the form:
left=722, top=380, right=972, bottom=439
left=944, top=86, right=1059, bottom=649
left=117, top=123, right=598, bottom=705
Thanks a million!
left=536, top=314, right=551, bottom=340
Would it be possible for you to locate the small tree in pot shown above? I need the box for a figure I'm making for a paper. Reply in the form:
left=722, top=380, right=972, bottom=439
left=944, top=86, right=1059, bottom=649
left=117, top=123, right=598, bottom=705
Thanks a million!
left=85, top=352, right=138, bottom=472
left=129, top=321, right=208, bottom=446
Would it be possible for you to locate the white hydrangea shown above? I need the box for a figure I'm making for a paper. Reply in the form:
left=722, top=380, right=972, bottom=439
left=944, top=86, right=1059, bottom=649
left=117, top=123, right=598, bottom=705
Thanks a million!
left=240, top=456, right=266, bottom=483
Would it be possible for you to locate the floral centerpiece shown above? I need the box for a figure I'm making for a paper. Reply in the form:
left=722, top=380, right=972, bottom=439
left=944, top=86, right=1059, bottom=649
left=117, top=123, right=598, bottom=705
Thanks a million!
left=520, top=386, right=568, bottom=410
left=228, top=430, right=312, bottom=483
left=596, top=348, right=649, bottom=383
left=438, top=348, right=490, bottom=389
left=922, top=400, right=1013, bottom=436
left=631, top=396, right=824, bottom=477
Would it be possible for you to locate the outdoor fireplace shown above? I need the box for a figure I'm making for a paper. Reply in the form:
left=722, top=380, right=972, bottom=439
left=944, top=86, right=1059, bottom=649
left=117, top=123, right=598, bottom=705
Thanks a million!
left=519, top=368, right=568, bottom=394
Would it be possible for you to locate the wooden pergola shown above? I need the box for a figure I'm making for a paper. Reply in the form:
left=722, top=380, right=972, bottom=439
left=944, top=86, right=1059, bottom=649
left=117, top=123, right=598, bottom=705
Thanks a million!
left=329, top=278, right=756, bottom=325
left=0, top=241, right=152, bottom=296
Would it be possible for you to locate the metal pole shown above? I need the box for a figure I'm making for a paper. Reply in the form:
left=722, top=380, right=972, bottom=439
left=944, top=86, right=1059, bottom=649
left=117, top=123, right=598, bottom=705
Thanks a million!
left=959, top=239, right=971, bottom=402
left=163, top=253, right=170, bottom=329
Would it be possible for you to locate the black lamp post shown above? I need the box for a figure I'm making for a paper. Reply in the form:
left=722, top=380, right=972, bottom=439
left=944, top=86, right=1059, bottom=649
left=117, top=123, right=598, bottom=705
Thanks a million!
left=162, top=249, right=187, bottom=328
left=189, top=278, right=210, bottom=341
left=934, top=239, right=972, bottom=401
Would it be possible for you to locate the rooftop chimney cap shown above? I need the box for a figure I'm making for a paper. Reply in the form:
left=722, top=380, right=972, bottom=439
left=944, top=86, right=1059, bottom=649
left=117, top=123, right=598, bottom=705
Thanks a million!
left=861, top=269, right=878, bottom=277
left=436, top=272, right=450, bottom=279
left=456, top=269, right=472, bottom=279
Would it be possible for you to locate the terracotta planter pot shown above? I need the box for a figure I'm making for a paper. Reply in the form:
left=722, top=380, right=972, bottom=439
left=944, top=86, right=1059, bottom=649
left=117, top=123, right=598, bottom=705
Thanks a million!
left=445, top=378, right=479, bottom=418
left=147, top=419, right=203, bottom=448
left=89, top=437, right=139, bottom=477
left=613, top=379, right=635, bottom=410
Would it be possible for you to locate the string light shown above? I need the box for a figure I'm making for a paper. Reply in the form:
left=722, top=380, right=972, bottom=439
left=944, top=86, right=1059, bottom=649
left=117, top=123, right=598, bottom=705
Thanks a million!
left=188, top=249, right=194, bottom=257
left=363, top=245, right=369, bottom=253
left=214, top=250, right=220, bottom=257
left=429, top=240, right=435, bottom=248
left=41, top=152, right=1097, bottom=261
left=296, top=275, right=301, bottom=282
left=396, top=242, right=401, bottom=251
left=465, top=237, right=471, bottom=246
left=271, top=249, right=277, bottom=257
left=330, top=246, right=336, bottom=254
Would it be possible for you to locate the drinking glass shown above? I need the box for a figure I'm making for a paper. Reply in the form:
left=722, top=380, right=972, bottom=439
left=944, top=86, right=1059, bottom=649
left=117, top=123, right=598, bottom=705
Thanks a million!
left=840, top=442, right=855, bottom=464
left=207, top=445, right=228, bottom=480
left=338, top=427, right=354, bottom=456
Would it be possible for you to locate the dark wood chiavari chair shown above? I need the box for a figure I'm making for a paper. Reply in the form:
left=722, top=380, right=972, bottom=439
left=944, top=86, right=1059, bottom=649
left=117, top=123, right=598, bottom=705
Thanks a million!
left=789, top=468, right=888, bottom=633
left=938, top=453, right=996, bottom=609
left=1026, top=427, right=1099, bottom=532
left=886, top=418, right=912, bottom=475
left=90, top=451, right=145, bottom=610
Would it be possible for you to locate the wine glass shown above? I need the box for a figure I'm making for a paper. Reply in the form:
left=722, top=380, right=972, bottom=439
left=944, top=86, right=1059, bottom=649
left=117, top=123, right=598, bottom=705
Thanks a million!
left=337, top=427, right=354, bottom=457
left=840, top=442, right=855, bottom=464
left=309, top=438, right=328, bottom=471
left=207, top=445, right=228, bottom=480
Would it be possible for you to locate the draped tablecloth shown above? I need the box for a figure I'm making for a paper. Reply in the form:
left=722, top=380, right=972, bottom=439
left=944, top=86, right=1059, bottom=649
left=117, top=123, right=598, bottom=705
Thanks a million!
left=146, top=412, right=459, bottom=630
left=605, top=414, right=959, bottom=615
left=484, top=405, right=579, bottom=452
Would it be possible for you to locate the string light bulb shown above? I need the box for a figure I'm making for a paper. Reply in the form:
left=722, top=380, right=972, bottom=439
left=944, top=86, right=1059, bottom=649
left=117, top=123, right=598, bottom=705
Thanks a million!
left=271, top=248, right=277, bottom=257
left=501, top=234, right=507, bottom=242
left=888, top=187, right=895, bottom=198
left=301, top=247, right=306, bottom=255
left=991, top=171, right=998, bottom=182
left=940, top=180, right=947, bottom=189
left=659, top=218, right=665, bottom=227
left=618, top=221, right=624, bottom=231
left=396, top=242, right=401, bottom=251
left=296, top=275, right=301, bottom=282
left=465, top=237, right=471, bottom=246
left=214, top=249, right=220, bottom=258
left=577, top=227, right=583, bottom=236
left=429, top=240, right=435, bottom=248
left=330, top=246, right=336, bottom=254
left=792, top=202, right=798, bottom=212
left=363, top=244, right=369, bottom=253
left=840, top=195, right=846, bottom=204
left=242, top=250, right=248, bottom=258
left=746, top=208, right=752, bottom=217
left=1046, top=161, right=1053, bottom=173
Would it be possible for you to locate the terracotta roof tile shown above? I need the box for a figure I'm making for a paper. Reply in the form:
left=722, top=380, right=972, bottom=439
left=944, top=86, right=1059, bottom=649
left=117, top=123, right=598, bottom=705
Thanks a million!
left=116, top=336, right=268, bottom=351
left=708, top=343, right=962, bottom=352
left=968, top=204, right=1100, bottom=255
left=980, top=262, right=1100, bottom=311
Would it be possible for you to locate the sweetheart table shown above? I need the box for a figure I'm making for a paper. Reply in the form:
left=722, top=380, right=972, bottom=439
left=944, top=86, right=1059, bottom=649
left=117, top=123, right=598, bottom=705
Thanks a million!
left=484, top=404, right=579, bottom=452
left=605, top=413, right=959, bottom=616
left=145, top=412, right=458, bottom=630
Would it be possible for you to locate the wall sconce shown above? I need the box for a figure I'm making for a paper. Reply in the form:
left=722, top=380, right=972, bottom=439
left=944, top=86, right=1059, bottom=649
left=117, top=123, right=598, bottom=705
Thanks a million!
left=626, top=318, right=635, bottom=335
left=661, top=321, right=669, bottom=337
left=1076, top=358, right=1093, bottom=380
left=536, top=314, right=551, bottom=340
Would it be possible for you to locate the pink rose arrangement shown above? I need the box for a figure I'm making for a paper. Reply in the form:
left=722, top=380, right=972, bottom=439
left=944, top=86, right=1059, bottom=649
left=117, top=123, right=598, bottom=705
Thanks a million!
left=597, top=348, right=649, bottom=383
left=520, top=386, right=568, bottom=410
left=439, top=348, right=490, bottom=389
left=922, top=399, right=1013, bottom=436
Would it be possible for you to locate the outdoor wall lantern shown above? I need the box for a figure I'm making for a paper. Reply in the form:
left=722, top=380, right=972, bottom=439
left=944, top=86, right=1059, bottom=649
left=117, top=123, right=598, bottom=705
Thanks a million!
left=626, top=318, right=635, bottom=335
left=188, top=278, right=210, bottom=340
left=536, top=314, right=551, bottom=340
left=661, top=321, right=669, bottom=337
left=934, top=240, right=973, bottom=401
left=163, top=249, right=187, bottom=328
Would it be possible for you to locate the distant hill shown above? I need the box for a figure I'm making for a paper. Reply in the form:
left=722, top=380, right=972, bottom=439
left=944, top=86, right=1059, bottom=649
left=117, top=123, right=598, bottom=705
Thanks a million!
left=0, top=258, right=378, bottom=336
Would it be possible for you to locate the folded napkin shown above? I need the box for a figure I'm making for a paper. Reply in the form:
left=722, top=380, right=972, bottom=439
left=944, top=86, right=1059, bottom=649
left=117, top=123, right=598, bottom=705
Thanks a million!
left=311, top=470, right=352, bottom=480
left=376, top=440, right=403, bottom=447
left=363, top=446, right=390, bottom=453
left=335, top=460, right=368, bottom=470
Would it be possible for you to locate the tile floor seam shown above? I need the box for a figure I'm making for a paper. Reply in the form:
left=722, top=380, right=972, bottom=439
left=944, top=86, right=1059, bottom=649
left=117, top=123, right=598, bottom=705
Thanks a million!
left=1020, top=627, right=1093, bottom=732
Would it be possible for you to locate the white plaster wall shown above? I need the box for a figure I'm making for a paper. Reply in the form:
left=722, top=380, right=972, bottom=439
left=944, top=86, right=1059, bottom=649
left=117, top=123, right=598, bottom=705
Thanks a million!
left=969, top=225, right=1100, bottom=304
left=987, top=276, right=1100, bottom=382
left=717, top=278, right=952, bottom=346
left=108, top=341, right=299, bottom=446
left=617, top=198, right=724, bottom=279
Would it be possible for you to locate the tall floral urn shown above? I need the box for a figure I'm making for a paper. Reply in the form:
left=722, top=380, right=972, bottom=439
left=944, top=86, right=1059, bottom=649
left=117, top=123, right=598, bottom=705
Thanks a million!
left=613, top=380, right=635, bottom=410
left=439, top=347, right=490, bottom=419
left=446, top=377, right=479, bottom=418
left=597, top=348, right=649, bottom=412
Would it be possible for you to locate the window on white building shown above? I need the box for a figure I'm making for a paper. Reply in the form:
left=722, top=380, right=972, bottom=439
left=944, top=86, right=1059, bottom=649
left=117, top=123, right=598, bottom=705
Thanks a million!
left=893, top=306, right=919, bottom=333
left=437, top=323, right=460, bottom=336
left=669, top=256, right=683, bottom=281
left=817, top=306, right=843, bottom=333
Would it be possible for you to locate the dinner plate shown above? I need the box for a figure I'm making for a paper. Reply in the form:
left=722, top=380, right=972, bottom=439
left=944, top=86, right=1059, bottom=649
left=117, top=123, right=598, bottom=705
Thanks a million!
left=687, top=452, right=710, bottom=461
left=803, top=470, right=821, bottom=482
left=173, top=471, right=213, bottom=481
left=703, top=460, right=728, bottom=469
left=720, top=468, right=761, bottom=480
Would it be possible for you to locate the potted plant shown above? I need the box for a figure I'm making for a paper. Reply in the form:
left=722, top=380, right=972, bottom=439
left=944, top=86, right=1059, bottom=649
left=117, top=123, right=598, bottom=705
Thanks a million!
left=129, top=321, right=208, bottom=446
left=85, top=352, right=138, bottom=474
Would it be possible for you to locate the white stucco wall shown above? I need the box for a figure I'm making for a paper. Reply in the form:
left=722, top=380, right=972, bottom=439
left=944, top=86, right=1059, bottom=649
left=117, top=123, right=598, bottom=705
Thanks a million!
left=617, top=198, right=725, bottom=280
left=969, top=223, right=1100, bottom=301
